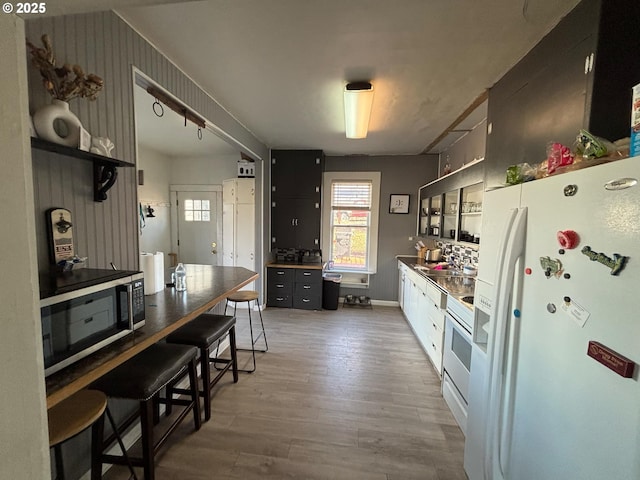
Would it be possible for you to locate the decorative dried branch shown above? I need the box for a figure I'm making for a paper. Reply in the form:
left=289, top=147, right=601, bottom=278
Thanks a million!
left=26, top=34, right=104, bottom=102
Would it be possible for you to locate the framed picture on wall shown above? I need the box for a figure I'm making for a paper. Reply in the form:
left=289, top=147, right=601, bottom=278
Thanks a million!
left=389, top=194, right=410, bottom=214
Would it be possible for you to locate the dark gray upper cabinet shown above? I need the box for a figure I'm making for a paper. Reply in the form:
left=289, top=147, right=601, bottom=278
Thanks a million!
left=485, top=0, right=640, bottom=188
left=271, top=149, right=324, bottom=249
left=271, top=198, right=321, bottom=249
left=271, top=150, right=324, bottom=199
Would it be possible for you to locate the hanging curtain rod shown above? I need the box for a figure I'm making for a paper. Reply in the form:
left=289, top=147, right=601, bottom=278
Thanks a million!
left=146, top=85, right=206, bottom=129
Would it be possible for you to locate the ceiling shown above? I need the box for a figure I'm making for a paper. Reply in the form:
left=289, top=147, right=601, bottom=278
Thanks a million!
left=42, top=0, right=582, bottom=157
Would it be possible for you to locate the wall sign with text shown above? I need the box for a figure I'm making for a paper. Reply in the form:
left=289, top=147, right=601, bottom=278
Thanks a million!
left=389, top=194, right=410, bottom=214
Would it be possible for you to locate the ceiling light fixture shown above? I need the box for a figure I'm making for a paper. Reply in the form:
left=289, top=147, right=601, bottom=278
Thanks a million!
left=344, top=81, right=374, bottom=139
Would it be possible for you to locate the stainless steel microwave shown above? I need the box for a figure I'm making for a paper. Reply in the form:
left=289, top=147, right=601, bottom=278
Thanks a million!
left=40, top=272, right=145, bottom=376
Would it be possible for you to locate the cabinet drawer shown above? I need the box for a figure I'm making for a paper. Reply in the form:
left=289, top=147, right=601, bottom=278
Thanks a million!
left=267, top=267, right=294, bottom=285
left=427, top=305, right=446, bottom=330
left=426, top=281, right=446, bottom=308
left=294, top=269, right=322, bottom=285
left=293, top=293, right=322, bottom=310
left=268, top=279, right=293, bottom=295
left=267, top=293, right=292, bottom=308
left=294, top=281, right=321, bottom=297
left=427, top=336, right=443, bottom=375
left=428, top=320, right=444, bottom=345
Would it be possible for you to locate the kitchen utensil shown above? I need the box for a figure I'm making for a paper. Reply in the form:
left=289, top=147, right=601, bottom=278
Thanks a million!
left=425, top=248, right=441, bottom=261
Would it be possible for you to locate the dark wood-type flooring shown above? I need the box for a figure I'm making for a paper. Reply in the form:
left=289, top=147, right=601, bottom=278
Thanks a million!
left=103, top=305, right=467, bottom=479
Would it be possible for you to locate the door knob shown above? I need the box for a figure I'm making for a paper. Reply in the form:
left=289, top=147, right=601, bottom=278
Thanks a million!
left=211, top=242, right=217, bottom=254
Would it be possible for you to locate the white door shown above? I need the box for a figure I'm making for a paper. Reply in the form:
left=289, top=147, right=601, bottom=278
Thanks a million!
left=175, top=190, right=221, bottom=265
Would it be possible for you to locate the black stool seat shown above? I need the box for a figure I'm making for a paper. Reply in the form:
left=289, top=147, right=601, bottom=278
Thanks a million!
left=166, top=314, right=238, bottom=421
left=166, top=314, right=236, bottom=348
left=93, top=343, right=198, bottom=400
left=92, top=343, right=201, bottom=480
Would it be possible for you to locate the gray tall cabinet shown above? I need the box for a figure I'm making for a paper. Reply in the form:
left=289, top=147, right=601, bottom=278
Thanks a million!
left=270, top=150, right=324, bottom=250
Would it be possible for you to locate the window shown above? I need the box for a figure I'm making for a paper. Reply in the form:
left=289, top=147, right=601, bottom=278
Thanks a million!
left=322, top=172, right=380, bottom=273
left=183, top=199, right=211, bottom=222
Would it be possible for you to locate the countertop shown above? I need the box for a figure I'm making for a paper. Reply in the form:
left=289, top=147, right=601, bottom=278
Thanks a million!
left=266, top=262, right=323, bottom=270
left=397, top=256, right=475, bottom=300
left=45, top=264, right=258, bottom=408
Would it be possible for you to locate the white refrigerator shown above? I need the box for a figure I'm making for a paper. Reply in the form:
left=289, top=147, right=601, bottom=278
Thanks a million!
left=465, top=155, right=640, bottom=480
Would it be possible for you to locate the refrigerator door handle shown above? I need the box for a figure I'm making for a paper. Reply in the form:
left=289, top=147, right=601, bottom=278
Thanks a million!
left=483, top=207, right=516, bottom=480
left=486, top=207, right=527, bottom=480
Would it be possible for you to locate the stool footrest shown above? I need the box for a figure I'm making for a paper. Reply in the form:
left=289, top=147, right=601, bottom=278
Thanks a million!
left=102, top=454, right=145, bottom=468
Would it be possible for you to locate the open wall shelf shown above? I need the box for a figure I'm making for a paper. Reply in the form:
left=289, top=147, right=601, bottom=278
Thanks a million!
left=31, top=137, right=134, bottom=202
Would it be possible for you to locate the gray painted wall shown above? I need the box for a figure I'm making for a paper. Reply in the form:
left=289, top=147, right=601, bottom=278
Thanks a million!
left=138, top=145, right=172, bottom=258
left=325, top=155, right=439, bottom=301
left=26, top=12, right=268, bottom=274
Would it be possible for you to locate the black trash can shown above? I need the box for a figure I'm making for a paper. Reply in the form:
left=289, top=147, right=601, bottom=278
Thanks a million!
left=322, top=273, right=342, bottom=310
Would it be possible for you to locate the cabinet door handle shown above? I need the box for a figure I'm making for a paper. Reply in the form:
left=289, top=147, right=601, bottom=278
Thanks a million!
left=276, top=284, right=284, bottom=288
left=277, top=271, right=285, bottom=275
left=302, top=298, right=310, bottom=303
left=291, top=218, right=295, bottom=226
left=303, top=285, right=311, bottom=289
left=295, top=218, right=299, bottom=226
left=276, top=297, right=284, bottom=301
left=303, top=272, right=311, bottom=276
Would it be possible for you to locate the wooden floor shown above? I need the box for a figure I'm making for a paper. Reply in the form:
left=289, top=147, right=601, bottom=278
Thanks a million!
left=104, top=305, right=467, bottom=480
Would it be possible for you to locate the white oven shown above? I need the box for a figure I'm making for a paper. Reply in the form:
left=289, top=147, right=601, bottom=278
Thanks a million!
left=442, top=295, right=473, bottom=435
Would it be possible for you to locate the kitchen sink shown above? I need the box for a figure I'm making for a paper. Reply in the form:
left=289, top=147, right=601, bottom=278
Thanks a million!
left=411, top=265, right=462, bottom=276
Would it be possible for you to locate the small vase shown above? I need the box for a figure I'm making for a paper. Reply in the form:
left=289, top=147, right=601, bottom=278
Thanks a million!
left=33, top=99, right=82, bottom=147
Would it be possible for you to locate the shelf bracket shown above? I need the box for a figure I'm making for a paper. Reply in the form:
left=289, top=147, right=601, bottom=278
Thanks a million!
left=93, top=162, right=118, bottom=202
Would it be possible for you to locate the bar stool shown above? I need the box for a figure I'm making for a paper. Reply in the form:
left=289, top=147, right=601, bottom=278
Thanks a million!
left=48, top=390, right=137, bottom=480
left=91, top=343, right=201, bottom=480
left=48, top=390, right=106, bottom=480
left=225, top=290, right=268, bottom=373
left=165, top=314, right=238, bottom=422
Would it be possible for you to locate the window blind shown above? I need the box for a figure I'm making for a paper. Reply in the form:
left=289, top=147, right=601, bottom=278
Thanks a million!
left=331, top=182, right=372, bottom=209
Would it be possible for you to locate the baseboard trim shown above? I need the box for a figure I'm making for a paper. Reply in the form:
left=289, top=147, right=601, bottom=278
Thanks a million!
left=371, top=299, right=399, bottom=307
left=338, top=297, right=399, bottom=308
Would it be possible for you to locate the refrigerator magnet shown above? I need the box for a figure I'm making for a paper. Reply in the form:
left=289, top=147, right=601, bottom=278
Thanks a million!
left=587, top=341, right=635, bottom=378
left=581, top=246, right=628, bottom=275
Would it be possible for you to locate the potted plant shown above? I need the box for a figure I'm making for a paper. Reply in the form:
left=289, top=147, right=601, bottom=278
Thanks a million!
left=26, top=34, right=104, bottom=147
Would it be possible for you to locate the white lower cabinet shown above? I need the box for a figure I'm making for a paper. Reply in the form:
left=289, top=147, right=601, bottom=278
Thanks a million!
left=398, top=262, right=408, bottom=311
left=398, top=261, right=447, bottom=376
left=425, top=300, right=445, bottom=374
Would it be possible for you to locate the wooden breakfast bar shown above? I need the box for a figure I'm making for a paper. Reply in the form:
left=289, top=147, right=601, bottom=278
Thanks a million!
left=45, top=264, right=258, bottom=408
